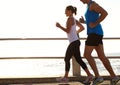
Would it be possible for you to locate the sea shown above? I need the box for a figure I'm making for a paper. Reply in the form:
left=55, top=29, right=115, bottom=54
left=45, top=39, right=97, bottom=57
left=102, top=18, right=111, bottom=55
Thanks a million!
left=0, top=40, right=119, bottom=78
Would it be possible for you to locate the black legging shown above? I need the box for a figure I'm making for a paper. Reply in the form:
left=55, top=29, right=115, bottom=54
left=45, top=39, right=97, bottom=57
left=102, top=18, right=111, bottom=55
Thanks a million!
left=65, top=40, right=87, bottom=71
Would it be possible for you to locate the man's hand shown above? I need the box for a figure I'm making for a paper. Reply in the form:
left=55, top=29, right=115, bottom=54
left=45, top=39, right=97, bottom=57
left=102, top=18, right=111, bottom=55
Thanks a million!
left=89, top=22, right=98, bottom=28
left=79, top=16, right=86, bottom=23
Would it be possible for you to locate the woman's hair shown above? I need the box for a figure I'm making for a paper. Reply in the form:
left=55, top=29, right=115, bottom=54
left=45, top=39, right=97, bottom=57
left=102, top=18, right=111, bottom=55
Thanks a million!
left=66, top=5, right=77, bottom=15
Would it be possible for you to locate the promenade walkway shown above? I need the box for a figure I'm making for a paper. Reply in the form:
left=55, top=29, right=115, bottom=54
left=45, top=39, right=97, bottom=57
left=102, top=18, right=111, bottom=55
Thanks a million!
left=8, top=80, right=120, bottom=85
left=1, top=76, right=120, bottom=85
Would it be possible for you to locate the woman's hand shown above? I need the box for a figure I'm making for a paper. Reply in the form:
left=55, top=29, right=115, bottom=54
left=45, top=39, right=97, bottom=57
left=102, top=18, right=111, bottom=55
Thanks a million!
left=56, top=22, right=61, bottom=28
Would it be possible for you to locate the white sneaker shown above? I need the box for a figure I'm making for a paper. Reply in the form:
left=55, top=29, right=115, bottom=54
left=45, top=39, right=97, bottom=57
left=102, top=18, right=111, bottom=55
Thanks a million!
left=92, top=77, right=104, bottom=85
left=56, top=77, right=69, bottom=83
left=111, top=76, right=120, bottom=85
left=83, top=75, right=94, bottom=84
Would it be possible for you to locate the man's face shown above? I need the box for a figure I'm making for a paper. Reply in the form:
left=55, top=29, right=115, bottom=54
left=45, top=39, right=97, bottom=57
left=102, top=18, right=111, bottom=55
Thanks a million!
left=80, top=0, right=87, bottom=4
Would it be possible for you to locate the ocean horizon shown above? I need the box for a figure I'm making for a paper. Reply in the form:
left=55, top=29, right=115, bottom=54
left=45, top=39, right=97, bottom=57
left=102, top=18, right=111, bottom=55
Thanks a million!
left=0, top=40, right=120, bottom=57
left=0, top=58, right=119, bottom=78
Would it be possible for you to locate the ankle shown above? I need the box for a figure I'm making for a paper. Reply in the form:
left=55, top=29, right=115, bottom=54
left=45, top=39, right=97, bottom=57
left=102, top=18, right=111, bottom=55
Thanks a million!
left=95, top=75, right=101, bottom=78
left=64, top=76, right=68, bottom=78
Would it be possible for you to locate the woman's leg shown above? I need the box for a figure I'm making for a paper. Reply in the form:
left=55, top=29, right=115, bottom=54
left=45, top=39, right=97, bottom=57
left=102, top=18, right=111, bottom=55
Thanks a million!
left=56, top=44, right=72, bottom=82
left=73, top=41, right=94, bottom=83
left=95, top=44, right=116, bottom=78
left=73, top=42, right=91, bottom=76
left=64, top=44, right=73, bottom=78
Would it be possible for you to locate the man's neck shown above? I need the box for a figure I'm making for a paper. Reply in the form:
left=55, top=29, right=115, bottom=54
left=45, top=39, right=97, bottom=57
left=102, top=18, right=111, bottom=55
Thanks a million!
left=87, top=0, right=91, bottom=5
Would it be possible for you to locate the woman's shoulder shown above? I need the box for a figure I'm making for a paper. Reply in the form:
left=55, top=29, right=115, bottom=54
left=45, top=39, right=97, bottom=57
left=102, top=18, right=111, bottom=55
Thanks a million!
left=67, top=17, right=75, bottom=25
left=67, top=17, right=75, bottom=22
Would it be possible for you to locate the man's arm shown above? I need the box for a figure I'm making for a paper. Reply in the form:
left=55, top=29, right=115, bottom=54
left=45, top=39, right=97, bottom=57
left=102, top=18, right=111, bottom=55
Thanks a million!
left=90, top=2, right=108, bottom=25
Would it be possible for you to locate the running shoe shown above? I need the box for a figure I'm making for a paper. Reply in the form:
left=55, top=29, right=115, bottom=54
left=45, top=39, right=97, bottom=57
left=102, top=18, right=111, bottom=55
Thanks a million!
left=92, top=77, right=104, bottom=85
left=83, top=75, right=94, bottom=84
left=56, top=77, right=69, bottom=83
left=111, top=76, right=120, bottom=85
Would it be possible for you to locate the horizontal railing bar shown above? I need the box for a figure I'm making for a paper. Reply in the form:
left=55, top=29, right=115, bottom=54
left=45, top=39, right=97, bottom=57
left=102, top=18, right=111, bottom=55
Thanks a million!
left=0, top=56, right=120, bottom=60
left=0, top=37, right=120, bottom=40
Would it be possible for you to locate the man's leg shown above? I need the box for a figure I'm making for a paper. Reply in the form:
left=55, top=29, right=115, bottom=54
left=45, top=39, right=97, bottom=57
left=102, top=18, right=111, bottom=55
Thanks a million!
left=84, top=45, right=100, bottom=77
left=95, top=44, right=116, bottom=77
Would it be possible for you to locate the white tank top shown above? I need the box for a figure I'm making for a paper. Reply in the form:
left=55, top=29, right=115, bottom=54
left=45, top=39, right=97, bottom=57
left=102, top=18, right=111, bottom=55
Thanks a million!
left=67, top=18, right=79, bottom=43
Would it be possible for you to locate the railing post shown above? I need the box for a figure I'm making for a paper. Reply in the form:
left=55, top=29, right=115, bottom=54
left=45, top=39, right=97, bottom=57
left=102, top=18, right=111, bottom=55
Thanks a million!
left=72, top=57, right=81, bottom=76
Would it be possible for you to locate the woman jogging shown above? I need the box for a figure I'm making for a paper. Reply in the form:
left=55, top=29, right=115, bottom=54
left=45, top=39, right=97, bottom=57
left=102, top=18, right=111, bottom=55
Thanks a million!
left=56, top=5, right=94, bottom=84
left=79, top=0, right=120, bottom=85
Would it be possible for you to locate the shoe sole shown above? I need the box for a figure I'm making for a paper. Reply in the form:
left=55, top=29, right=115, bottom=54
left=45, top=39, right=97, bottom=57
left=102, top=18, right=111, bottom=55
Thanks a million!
left=92, top=80, right=104, bottom=85
left=111, top=79, right=120, bottom=85
left=83, top=82, right=91, bottom=85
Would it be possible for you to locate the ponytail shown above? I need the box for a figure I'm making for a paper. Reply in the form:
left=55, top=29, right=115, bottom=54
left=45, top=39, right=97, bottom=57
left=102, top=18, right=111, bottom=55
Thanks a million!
left=66, top=5, right=77, bottom=15
left=73, top=7, right=77, bottom=15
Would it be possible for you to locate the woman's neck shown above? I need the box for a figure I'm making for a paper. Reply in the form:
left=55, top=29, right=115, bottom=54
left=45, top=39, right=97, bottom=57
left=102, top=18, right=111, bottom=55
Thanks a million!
left=69, top=15, right=73, bottom=18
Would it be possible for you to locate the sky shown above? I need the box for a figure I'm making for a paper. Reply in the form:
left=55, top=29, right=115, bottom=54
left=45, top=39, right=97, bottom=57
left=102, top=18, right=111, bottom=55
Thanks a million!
left=0, top=0, right=120, bottom=38
left=0, top=0, right=120, bottom=57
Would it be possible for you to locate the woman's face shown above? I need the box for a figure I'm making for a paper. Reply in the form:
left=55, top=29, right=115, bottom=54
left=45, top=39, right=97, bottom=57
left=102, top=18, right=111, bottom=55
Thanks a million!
left=65, top=9, right=72, bottom=17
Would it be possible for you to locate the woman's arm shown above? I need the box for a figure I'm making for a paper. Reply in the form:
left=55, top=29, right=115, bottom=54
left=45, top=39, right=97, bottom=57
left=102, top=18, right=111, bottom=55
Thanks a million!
left=76, top=20, right=85, bottom=34
left=56, top=17, right=74, bottom=33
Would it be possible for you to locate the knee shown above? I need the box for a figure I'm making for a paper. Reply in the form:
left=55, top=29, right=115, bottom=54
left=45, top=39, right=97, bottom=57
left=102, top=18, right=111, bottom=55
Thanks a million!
left=100, top=57, right=110, bottom=64
left=84, top=53, right=91, bottom=59
left=75, top=58, right=81, bottom=63
left=64, top=57, right=70, bottom=63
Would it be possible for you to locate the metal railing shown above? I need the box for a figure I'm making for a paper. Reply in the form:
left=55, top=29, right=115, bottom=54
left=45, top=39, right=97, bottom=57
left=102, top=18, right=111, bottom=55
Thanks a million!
left=0, top=37, right=120, bottom=40
left=0, top=37, right=120, bottom=76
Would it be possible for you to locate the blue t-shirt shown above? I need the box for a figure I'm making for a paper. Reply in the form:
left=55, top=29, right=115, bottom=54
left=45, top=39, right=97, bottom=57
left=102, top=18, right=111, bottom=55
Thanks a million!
left=85, top=1, right=103, bottom=35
